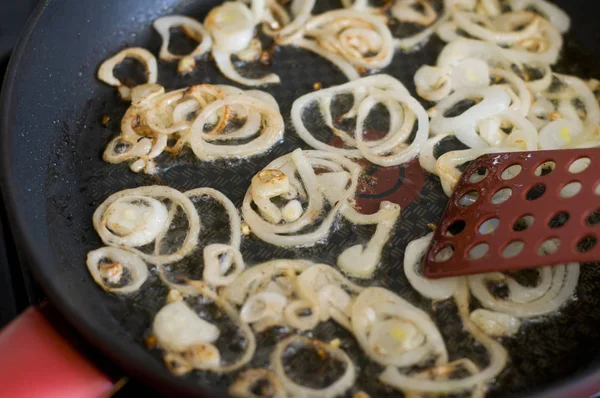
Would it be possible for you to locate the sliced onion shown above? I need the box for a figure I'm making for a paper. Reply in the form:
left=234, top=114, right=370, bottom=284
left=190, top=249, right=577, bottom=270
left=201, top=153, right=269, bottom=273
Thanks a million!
left=153, top=15, right=212, bottom=61
left=470, top=309, right=521, bottom=337
left=468, top=263, right=580, bottom=317
left=240, top=291, right=288, bottom=331
left=93, top=186, right=200, bottom=265
left=98, top=47, right=158, bottom=94
left=87, top=247, right=149, bottom=294
left=203, top=244, right=245, bottom=287
left=242, top=150, right=360, bottom=247
left=153, top=301, right=220, bottom=352
left=509, top=0, right=570, bottom=33
left=189, top=94, right=284, bottom=160
left=352, top=287, right=448, bottom=367
left=338, top=201, right=401, bottom=278
left=271, top=335, right=356, bottom=398
left=403, top=233, right=460, bottom=300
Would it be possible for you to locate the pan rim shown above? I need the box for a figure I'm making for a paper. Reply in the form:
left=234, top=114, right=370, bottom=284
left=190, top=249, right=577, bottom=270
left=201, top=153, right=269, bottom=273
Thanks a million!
left=0, top=1, right=598, bottom=397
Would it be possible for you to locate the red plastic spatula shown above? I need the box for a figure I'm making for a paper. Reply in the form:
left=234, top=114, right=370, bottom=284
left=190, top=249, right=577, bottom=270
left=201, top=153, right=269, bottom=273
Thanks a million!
left=423, top=148, right=600, bottom=278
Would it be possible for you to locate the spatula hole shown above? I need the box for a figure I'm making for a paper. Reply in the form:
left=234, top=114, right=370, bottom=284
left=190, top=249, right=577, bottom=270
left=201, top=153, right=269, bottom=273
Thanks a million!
left=468, top=243, right=489, bottom=260
left=526, top=184, right=546, bottom=201
left=568, top=157, right=590, bottom=174
left=491, top=188, right=512, bottom=204
left=577, top=235, right=597, bottom=253
left=534, top=161, right=555, bottom=177
left=501, top=164, right=522, bottom=180
left=479, top=218, right=499, bottom=235
left=538, top=238, right=560, bottom=256
left=585, top=210, right=600, bottom=227
left=513, top=215, right=535, bottom=231
left=468, top=167, right=488, bottom=184
left=458, top=190, right=479, bottom=207
left=560, top=182, right=582, bottom=198
left=548, top=212, right=569, bottom=229
left=502, top=241, right=524, bottom=258
left=445, top=220, right=466, bottom=236
left=433, top=244, right=455, bottom=262
left=595, top=183, right=600, bottom=196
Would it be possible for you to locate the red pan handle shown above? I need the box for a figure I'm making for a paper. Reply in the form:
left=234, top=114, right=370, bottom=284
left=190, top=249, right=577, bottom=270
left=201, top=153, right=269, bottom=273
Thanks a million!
left=0, top=305, right=115, bottom=398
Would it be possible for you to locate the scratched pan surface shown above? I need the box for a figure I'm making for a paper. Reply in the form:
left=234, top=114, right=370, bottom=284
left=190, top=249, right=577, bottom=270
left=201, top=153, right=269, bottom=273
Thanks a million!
left=2, top=0, right=600, bottom=396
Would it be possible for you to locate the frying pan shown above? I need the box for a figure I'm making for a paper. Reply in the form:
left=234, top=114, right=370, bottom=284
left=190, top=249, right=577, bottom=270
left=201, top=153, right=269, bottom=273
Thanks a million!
left=2, top=0, right=600, bottom=396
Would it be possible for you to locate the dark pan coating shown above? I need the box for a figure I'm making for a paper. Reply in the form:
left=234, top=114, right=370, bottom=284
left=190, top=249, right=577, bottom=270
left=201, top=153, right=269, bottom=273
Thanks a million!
left=1, top=0, right=600, bottom=397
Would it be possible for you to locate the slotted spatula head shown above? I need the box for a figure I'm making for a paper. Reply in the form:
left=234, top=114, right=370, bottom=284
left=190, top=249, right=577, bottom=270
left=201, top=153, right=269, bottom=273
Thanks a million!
left=423, top=148, right=600, bottom=278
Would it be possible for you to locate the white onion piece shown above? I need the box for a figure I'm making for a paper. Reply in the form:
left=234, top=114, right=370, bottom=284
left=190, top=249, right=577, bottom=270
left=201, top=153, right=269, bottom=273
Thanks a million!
left=189, top=94, right=284, bottom=160
left=290, top=10, right=394, bottom=79
left=403, top=233, right=459, bottom=300
left=271, top=335, right=356, bottom=398
left=229, top=368, right=287, bottom=398
left=153, top=301, right=220, bottom=353
left=352, top=287, right=448, bottom=367
left=452, top=58, right=491, bottom=91
left=414, top=66, right=452, bottom=102
left=102, top=196, right=169, bottom=247
left=263, top=0, right=316, bottom=41
left=338, top=201, right=401, bottom=278
left=430, top=86, right=511, bottom=148
left=182, top=280, right=257, bottom=372
left=492, top=68, right=532, bottom=116
left=185, top=187, right=241, bottom=250
left=93, top=186, right=200, bottom=265
left=453, top=11, right=541, bottom=45
left=212, top=49, right=281, bottom=86
left=380, top=280, right=508, bottom=394
left=98, top=47, right=158, bottom=96
left=205, top=2, right=255, bottom=53
left=153, top=16, right=212, bottom=61
left=223, top=259, right=313, bottom=306
left=419, top=134, right=448, bottom=174
left=242, top=150, right=360, bottom=247
left=240, top=291, right=288, bottom=331
left=539, top=119, right=584, bottom=149
left=392, top=0, right=437, bottom=26
left=292, top=75, right=428, bottom=166
left=470, top=309, right=521, bottom=337
left=87, top=247, right=149, bottom=294
left=203, top=244, right=245, bottom=287
left=468, top=263, right=580, bottom=317
left=509, top=0, right=570, bottom=33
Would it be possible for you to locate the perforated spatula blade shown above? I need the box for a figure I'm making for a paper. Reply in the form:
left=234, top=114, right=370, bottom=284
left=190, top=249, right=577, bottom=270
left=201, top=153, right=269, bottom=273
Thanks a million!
left=423, top=148, right=600, bottom=278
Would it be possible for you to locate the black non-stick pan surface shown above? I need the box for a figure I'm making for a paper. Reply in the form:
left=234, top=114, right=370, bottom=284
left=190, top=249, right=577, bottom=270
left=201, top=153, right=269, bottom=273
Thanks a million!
left=3, top=0, right=600, bottom=397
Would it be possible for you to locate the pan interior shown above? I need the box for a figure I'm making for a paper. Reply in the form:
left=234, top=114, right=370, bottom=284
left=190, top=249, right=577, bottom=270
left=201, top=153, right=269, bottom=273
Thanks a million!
left=3, top=0, right=600, bottom=396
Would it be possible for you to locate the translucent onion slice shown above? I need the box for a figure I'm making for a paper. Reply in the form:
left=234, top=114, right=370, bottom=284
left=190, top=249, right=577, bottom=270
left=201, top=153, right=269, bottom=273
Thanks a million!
left=205, top=2, right=255, bottom=53
left=292, top=75, right=428, bottom=166
left=509, top=0, right=570, bottom=33
left=403, top=233, right=459, bottom=300
left=189, top=94, right=284, bottom=161
left=93, top=186, right=200, bottom=265
left=86, top=247, right=149, bottom=294
left=380, top=280, right=508, bottom=394
left=430, top=86, right=511, bottom=148
left=203, top=244, right=245, bottom=287
left=102, top=195, right=169, bottom=247
left=229, top=368, right=287, bottom=398
left=392, top=0, right=437, bottom=27
left=271, top=335, right=356, bottom=398
left=240, top=291, right=288, bottom=331
left=470, top=309, right=521, bottom=337
left=153, top=15, right=212, bottom=61
left=467, top=264, right=580, bottom=317
left=223, top=259, right=313, bottom=306
left=289, top=10, right=394, bottom=80
left=453, top=11, right=541, bottom=45
left=262, top=0, right=316, bottom=41
left=183, top=280, right=257, bottom=372
left=153, top=301, right=220, bottom=353
left=338, top=201, right=401, bottom=278
left=242, top=150, right=360, bottom=247
left=351, top=287, right=448, bottom=367
left=97, top=47, right=158, bottom=99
